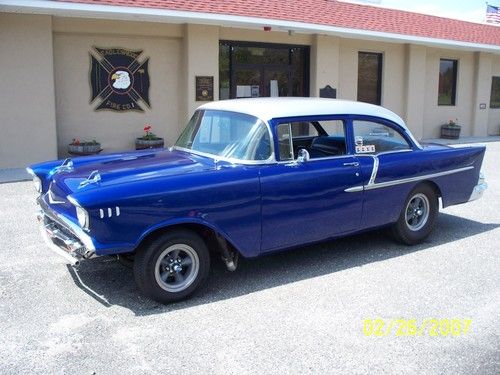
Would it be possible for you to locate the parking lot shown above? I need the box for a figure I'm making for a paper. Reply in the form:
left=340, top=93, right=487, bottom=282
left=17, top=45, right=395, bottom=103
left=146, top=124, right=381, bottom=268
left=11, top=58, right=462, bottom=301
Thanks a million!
left=0, top=142, right=499, bottom=374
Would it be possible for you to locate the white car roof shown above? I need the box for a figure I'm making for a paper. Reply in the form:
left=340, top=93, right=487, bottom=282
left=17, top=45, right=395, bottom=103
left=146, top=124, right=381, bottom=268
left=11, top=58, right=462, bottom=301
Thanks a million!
left=198, top=97, right=409, bottom=131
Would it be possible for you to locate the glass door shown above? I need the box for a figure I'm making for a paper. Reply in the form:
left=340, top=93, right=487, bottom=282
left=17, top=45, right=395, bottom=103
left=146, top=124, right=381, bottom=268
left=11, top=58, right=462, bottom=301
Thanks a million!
left=220, top=42, right=309, bottom=100
left=263, top=68, right=290, bottom=97
left=231, top=67, right=291, bottom=98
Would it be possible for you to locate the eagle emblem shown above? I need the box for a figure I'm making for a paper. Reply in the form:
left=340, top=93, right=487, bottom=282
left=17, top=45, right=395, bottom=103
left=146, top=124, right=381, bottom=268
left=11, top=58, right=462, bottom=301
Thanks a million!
left=89, top=47, right=150, bottom=112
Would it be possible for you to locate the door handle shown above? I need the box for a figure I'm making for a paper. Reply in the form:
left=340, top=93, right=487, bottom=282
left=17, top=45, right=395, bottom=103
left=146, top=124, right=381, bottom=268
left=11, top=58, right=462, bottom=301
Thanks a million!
left=343, top=162, right=360, bottom=167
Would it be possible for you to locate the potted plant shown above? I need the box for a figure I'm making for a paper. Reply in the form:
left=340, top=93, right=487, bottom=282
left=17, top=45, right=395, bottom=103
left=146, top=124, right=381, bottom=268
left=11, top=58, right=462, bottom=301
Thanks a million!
left=68, top=139, right=102, bottom=155
left=440, top=119, right=461, bottom=140
left=136, top=125, right=164, bottom=150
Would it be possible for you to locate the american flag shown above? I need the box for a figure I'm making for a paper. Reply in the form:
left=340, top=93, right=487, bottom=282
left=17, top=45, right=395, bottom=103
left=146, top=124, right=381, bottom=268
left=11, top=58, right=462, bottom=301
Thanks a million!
left=486, top=4, right=500, bottom=24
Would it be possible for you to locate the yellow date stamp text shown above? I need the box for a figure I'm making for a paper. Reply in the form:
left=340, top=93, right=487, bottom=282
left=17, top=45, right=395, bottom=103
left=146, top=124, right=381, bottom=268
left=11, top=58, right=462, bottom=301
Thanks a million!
left=363, top=318, right=472, bottom=337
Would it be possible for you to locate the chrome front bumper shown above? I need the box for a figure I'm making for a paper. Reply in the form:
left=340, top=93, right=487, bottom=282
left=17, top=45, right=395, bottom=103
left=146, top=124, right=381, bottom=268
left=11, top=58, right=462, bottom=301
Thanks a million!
left=37, top=200, right=96, bottom=266
left=469, top=172, right=487, bottom=202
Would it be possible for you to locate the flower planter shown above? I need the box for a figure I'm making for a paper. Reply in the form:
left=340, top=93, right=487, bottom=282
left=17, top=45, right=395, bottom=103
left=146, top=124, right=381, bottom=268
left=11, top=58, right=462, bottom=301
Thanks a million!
left=68, top=143, right=102, bottom=155
left=135, top=138, right=164, bottom=150
left=440, top=125, right=461, bottom=140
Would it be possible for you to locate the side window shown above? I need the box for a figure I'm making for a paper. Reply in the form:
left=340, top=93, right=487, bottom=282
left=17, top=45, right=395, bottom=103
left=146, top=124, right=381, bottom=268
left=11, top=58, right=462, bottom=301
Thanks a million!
left=277, top=119, right=347, bottom=160
left=319, top=120, right=345, bottom=136
left=277, top=123, right=293, bottom=161
left=290, top=122, right=319, bottom=137
left=352, top=120, right=410, bottom=154
left=308, top=120, right=347, bottom=158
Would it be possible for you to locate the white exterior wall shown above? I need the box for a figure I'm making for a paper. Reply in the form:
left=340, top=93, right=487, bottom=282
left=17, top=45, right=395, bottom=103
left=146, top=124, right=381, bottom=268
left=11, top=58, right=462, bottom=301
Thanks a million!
left=423, top=48, right=475, bottom=138
left=0, top=14, right=57, bottom=168
left=52, top=18, right=183, bottom=155
left=338, top=39, right=406, bottom=118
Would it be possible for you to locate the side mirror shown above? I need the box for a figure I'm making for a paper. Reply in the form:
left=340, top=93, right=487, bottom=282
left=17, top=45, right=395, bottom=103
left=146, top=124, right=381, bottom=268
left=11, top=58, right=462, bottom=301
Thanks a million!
left=297, top=148, right=310, bottom=163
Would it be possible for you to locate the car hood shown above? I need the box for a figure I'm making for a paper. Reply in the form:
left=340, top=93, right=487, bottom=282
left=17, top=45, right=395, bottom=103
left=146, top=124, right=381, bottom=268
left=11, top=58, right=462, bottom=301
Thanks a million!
left=50, top=148, right=215, bottom=196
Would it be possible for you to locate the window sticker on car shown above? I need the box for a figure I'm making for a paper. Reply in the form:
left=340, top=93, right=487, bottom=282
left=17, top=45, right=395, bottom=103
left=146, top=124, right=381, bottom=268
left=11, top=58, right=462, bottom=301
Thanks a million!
left=356, top=144, right=376, bottom=153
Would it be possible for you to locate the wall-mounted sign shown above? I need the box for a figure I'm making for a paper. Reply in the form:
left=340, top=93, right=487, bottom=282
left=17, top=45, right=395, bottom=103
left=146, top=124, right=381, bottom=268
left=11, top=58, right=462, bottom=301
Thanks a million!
left=480, top=103, right=487, bottom=109
left=251, top=85, right=260, bottom=98
left=90, top=47, right=150, bottom=112
left=319, top=85, right=337, bottom=99
left=196, top=76, right=214, bottom=101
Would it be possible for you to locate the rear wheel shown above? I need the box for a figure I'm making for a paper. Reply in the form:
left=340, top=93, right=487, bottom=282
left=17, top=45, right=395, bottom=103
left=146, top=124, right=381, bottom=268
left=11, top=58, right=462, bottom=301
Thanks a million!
left=391, top=184, right=438, bottom=245
left=133, top=229, right=210, bottom=303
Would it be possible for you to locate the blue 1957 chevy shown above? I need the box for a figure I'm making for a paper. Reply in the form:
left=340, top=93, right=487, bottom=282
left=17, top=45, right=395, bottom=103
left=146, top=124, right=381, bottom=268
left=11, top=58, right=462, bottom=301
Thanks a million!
left=28, top=98, right=487, bottom=303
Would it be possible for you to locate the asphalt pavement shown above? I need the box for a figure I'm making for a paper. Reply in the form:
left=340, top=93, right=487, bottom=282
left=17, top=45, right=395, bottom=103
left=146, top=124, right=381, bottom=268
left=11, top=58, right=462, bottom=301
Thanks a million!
left=0, top=142, right=499, bottom=374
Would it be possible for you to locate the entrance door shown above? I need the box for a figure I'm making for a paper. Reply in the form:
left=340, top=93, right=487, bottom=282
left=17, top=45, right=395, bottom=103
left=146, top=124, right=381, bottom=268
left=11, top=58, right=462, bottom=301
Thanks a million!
left=220, top=42, right=309, bottom=100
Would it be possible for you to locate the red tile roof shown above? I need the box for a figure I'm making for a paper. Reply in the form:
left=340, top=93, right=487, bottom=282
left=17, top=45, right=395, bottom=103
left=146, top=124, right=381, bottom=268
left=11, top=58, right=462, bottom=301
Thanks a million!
left=56, top=0, right=500, bottom=46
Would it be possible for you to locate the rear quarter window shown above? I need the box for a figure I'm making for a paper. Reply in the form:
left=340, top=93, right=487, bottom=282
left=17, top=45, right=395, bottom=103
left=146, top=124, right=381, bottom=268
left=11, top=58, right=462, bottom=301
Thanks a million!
left=353, top=120, right=410, bottom=154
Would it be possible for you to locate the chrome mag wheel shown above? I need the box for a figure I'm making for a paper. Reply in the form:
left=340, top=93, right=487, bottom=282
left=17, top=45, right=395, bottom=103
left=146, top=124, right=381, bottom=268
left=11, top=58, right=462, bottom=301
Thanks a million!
left=405, top=193, right=430, bottom=231
left=154, top=244, right=200, bottom=293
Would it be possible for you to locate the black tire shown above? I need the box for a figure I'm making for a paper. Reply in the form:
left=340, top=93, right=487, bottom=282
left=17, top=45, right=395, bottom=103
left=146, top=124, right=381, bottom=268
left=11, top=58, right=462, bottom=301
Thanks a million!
left=391, top=184, right=438, bottom=245
left=133, top=229, right=210, bottom=303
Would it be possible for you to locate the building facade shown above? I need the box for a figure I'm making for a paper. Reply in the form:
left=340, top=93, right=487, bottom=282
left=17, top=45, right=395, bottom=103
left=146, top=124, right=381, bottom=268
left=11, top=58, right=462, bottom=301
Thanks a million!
left=1, top=0, right=500, bottom=168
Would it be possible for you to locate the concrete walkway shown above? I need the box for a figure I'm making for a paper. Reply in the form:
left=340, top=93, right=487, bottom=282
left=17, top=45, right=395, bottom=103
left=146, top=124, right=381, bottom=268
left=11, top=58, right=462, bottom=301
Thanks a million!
left=422, top=135, right=500, bottom=145
left=0, top=168, right=31, bottom=184
left=1, top=135, right=499, bottom=184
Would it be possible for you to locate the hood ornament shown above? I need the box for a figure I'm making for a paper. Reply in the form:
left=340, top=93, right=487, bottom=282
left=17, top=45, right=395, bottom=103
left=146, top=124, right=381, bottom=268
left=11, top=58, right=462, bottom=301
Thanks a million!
left=79, top=170, right=101, bottom=189
left=54, top=158, right=74, bottom=173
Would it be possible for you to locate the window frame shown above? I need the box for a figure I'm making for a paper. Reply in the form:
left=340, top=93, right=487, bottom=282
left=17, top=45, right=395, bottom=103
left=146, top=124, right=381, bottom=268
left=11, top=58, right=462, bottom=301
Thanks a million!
left=174, top=109, right=276, bottom=164
left=272, top=116, right=349, bottom=162
left=490, top=76, right=500, bottom=109
left=276, top=123, right=294, bottom=161
left=349, top=116, right=415, bottom=156
left=438, top=58, right=458, bottom=106
left=219, top=40, right=310, bottom=100
left=357, top=51, right=383, bottom=105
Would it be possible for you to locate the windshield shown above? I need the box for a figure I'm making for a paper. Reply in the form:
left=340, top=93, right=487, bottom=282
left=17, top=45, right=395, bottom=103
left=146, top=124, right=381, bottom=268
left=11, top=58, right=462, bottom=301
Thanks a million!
left=175, top=110, right=272, bottom=161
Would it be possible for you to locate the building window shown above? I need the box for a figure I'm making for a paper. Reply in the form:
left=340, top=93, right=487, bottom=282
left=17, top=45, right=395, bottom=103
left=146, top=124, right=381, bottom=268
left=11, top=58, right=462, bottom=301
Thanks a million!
left=357, top=52, right=382, bottom=105
left=490, top=76, right=500, bottom=109
left=438, top=59, right=457, bottom=106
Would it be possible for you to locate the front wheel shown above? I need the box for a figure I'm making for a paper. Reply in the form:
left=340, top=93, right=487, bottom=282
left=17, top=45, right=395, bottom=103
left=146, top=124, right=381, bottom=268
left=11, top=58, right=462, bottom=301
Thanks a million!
left=391, top=184, right=438, bottom=245
left=133, top=229, right=210, bottom=303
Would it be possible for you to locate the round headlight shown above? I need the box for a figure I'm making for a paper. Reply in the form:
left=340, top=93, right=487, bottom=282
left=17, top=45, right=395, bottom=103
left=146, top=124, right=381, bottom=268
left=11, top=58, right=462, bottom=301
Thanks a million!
left=76, top=206, right=89, bottom=230
left=68, top=195, right=90, bottom=230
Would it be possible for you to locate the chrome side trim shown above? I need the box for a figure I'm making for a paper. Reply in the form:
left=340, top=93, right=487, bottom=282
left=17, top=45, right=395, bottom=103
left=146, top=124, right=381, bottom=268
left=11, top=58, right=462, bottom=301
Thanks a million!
left=345, top=185, right=364, bottom=193
left=368, top=156, right=379, bottom=186
left=48, top=190, right=65, bottom=205
left=345, top=166, right=474, bottom=193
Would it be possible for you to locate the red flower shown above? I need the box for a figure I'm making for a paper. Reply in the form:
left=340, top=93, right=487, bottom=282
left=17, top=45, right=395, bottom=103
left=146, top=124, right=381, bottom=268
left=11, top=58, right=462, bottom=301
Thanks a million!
left=144, top=125, right=152, bottom=132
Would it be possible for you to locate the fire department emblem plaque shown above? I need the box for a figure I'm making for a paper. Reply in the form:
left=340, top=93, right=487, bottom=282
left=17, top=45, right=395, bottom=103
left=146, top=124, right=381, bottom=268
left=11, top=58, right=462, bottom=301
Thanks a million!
left=90, top=47, right=150, bottom=112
